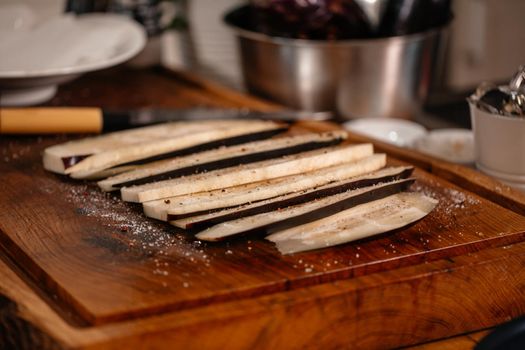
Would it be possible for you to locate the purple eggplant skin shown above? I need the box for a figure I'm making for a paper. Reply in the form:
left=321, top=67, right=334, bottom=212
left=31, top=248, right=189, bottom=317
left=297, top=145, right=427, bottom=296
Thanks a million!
left=115, top=127, right=288, bottom=168
left=179, top=166, right=414, bottom=230
left=113, top=136, right=343, bottom=189
left=249, top=0, right=372, bottom=39
left=196, top=178, right=415, bottom=241
left=227, top=1, right=452, bottom=40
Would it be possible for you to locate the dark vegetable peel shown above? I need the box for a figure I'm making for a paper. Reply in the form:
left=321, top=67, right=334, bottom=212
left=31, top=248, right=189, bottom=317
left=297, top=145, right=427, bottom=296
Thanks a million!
left=143, top=153, right=385, bottom=221
left=42, top=119, right=438, bottom=255
left=65, top=120, right=287, bottom=179
left=109, top=127, right=288, bottom=168
left=123, top=143, right=374, bottom=203
left=98, top=131, right=347, bottom=191
left=195, top=178, right=415, bottom=241
left=268, top=191, right=438, bottom=254
left=44, top=119, right=280, bottom=175
left=173, top=166, right=414, bottom=230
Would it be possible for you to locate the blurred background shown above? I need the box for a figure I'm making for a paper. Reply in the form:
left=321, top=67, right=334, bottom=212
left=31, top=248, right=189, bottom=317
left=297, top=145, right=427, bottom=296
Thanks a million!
left=2, top=0, right=525, bottom=126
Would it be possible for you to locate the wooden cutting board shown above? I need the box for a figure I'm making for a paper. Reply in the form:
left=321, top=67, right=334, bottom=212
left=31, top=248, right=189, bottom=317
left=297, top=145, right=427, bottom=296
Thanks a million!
left=1, top=121, right=525, bottom=329
left=1, top=68, right=525, bottom=349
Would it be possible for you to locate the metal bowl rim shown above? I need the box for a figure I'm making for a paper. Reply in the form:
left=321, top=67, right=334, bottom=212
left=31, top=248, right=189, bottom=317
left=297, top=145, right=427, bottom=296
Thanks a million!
left=223, top=5, right=450, bottom=48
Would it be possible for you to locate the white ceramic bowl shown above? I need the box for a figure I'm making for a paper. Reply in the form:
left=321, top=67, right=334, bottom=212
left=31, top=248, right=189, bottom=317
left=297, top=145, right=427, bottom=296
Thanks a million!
left=343, top=118, right=427, bottom=147
left=469, top=102, right=525, bottom=175
left=469, top=100, right=525, bottom=190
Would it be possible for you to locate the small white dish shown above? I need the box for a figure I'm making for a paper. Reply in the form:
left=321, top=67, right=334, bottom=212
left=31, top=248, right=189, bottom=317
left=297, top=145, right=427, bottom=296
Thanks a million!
left=343, top=118, right=427, bottom=147
left=0, top=9, right=146, bottom=106
left=413, top=128, right=475, bottom=164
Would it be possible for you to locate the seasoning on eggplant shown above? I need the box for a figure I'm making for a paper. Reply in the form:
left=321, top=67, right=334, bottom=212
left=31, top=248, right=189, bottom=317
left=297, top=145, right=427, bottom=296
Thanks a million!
left=143, top=153, right=386, bottom=221
left=42, top=118, right=439, bottom=256
left=98, top=130, right=347, bottom=192
left=123, top=143, right=374, bottom=203
left=195, top=178, right=414, bottom=241
left=267, top=192, right=438, bottom=254
left=44, top=119, right=278, bottom=174
left=66, top=121, right=287, bottom=179
left=172, top=166, right=414, bottom=230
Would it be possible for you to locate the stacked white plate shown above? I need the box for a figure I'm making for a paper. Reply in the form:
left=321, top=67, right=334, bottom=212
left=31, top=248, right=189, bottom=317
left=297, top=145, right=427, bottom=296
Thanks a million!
left=0, top=4, right=146, bottom=106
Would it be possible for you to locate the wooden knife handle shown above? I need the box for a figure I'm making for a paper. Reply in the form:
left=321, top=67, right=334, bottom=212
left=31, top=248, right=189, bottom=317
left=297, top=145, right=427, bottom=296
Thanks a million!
left=0, top=108, right=103, bottom=134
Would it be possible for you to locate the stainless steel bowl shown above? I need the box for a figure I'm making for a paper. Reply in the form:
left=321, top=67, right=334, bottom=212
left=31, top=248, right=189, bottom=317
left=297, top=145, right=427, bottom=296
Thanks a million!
left=224, top=6, right=448, bottom=120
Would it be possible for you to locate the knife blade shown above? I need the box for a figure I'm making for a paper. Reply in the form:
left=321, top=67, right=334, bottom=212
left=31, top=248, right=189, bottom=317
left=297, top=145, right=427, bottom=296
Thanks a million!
left=0, top=107, right=333, bottom=134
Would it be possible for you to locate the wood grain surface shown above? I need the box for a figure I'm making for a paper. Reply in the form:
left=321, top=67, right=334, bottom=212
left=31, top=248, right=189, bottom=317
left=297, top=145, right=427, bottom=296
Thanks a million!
left=3, top=120, right=525, bottom=327
left=2, top=235, right=524, bottom=349
left=1, top=67, right=524, bottom=349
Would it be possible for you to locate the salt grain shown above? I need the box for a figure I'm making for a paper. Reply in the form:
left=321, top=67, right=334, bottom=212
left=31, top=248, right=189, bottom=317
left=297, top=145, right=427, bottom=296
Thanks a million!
left=61, top=182, right=216, bottom=276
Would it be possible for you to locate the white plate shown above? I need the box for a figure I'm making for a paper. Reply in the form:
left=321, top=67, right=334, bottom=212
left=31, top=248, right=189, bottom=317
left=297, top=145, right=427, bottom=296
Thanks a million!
left=0, top=8, right=146, bottom=106
left=413, top=128, right=474, bottom=164
left=343, top=118, right=427, bottom=147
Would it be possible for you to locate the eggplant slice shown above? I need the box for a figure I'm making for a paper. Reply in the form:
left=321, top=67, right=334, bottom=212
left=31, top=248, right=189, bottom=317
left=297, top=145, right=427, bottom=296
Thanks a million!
left=42, top=119, right=438, bottom=255
left=77, top=127, right=287, bottom=181
left=98, top=130, right=347, bottom=192
left=66, top=121, right=287, bottom=179
left=267, top=192, right=438, bottom=254
left=44, top=119, right=280, bottom=174
left=172, top=166, right=414, bottom=230
left=143, top=154, right=386, bottom=221
left=195, top=178, right=415, bottom=241
left=123, top=143, right=374, bottom=203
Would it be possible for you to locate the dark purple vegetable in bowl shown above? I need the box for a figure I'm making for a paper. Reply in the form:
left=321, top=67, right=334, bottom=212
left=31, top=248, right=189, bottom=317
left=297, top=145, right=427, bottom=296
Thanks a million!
left=250, top=0, right=372, bottom=39
left=240, top=0, right=452, bottom=40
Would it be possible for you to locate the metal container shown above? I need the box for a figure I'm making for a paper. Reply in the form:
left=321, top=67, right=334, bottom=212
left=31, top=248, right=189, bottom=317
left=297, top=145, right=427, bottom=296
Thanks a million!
left=224, top=6, right=447, bottom=120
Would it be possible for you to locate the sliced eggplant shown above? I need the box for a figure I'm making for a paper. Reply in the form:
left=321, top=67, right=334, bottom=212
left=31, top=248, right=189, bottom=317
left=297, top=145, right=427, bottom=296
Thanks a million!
left=43, top=119, right=275, bottom=174
left=143, top=154, right=386, bottom=221
left=77, top=127, right=285, bottom=181
left=172, top=166, right=414, bottom=230
left=194, top=178, right=415, bottom=241
left=267, top=192, right=438, bottom=254
left=98, top=130, right=347, bottom=192
left=66, top=121, right=287, bottom=179
left=123, top=143, right=374, bottom=203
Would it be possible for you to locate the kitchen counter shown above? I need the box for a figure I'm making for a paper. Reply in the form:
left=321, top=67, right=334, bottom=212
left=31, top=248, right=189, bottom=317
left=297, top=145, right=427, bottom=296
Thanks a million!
left=1, top=66, right=524, bottom=349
